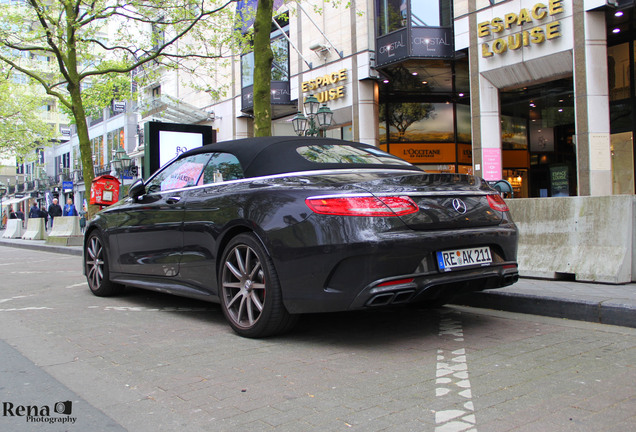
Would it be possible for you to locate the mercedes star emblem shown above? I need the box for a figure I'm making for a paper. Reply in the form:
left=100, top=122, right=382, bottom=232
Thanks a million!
left=452, top=198, right=467, bottom=214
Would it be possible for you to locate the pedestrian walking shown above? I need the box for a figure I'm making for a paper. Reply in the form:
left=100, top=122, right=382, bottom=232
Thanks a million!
left=15, top=208, right=24, bottom=227
left=48, top=198, right=62, bottom=229
left=40, top=208, right=49, bottom=231
left=63, top=198, right=78, bottom=216
left=28, top=202, right=41, bottom=219
left=79, top=204, right=87, bottom=233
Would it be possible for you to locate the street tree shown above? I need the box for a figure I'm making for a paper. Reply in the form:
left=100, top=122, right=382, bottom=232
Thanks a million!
left=252, top=0, right=274, bottom=137
left=0, top=0, right=238, bottom=216
left=0, top=74, right=57, bottom=159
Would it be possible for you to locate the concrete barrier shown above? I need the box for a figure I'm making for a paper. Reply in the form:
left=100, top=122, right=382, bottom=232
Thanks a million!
left=2, top=219, right=23, bottom=239
left=22, top=218, right=47, bottom=240
left=507, top=196, right=636, bottom=284
left=46, top=216, right=82, bottom=246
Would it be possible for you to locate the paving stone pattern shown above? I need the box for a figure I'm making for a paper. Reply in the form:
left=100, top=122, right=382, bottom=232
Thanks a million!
left=0, top=246, right=634, bottom=431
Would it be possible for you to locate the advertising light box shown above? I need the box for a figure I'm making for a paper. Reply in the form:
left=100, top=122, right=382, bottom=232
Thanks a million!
left=144, top=121, right=216, bottom=179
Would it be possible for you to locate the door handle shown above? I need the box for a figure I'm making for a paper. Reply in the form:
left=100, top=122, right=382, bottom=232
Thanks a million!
left=166, top=196, right=181, bottom=205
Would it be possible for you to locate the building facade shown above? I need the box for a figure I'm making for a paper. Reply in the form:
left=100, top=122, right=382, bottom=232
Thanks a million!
left=4, top=0, right=634, bottom=219
left=141, top=0, right=632, bottom=199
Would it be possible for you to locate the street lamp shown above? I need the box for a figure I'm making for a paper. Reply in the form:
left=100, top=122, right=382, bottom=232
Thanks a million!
left=0, top=181, right=6, bottom=228
left=111, top=147, right=132, bottom=180
left=292, top=95, right=334, bottom=137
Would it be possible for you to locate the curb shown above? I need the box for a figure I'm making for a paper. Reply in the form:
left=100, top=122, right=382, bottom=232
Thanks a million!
left=0, top=239, right=82, bottom=257
left=454, top=290, right=636, bottom=329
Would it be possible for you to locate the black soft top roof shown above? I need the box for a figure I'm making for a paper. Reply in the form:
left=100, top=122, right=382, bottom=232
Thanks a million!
left=178, top=136, right=420, bottom=178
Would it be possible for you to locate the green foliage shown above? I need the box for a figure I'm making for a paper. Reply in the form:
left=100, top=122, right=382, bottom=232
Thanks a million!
left=0, top=0, right=240, bottom=216
left=0, top=76, right=56, bottom=158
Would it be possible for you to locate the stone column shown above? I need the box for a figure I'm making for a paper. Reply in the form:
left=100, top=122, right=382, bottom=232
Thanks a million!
left=573, top=3, right=612, bottom=195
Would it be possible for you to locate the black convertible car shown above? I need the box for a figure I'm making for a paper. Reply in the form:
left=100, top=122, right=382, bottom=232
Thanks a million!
left=84, top=137, right=518, bottom=337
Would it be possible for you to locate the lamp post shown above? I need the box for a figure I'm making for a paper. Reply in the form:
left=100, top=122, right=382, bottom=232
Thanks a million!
left=0, top=181, right=7, bottom=229
left=292, top=94, right=334, bottom=137
left=111, top=147, right=132, bottom=185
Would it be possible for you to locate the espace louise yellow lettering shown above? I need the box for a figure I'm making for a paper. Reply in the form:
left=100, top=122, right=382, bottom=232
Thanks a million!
left=478, top=0, right=564, bottom=58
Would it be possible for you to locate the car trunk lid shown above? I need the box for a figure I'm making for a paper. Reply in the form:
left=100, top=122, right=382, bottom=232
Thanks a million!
left=354, top=173, right=504, bottom=230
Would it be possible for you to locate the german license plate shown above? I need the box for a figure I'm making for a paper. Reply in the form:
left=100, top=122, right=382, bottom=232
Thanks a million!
left=437, top=246, right=492, bottom=272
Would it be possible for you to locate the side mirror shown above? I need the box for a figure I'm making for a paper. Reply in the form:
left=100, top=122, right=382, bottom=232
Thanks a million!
left=128, top=179, right=146, bottom=199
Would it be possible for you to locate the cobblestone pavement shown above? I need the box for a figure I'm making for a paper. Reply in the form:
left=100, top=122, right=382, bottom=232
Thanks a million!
left=0, top=246, right=635, bottom=431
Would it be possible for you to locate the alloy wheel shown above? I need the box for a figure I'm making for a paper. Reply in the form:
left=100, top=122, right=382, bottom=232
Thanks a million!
left=221, top=244, right=266, bottom=329
left=86, top=235, right=105, bottom=291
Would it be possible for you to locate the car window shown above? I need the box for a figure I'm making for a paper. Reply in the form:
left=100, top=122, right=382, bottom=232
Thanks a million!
left=201, top=153, right=245, bottom=184
left=296, top=144, right=412, bottom=166
left=147, top=153, right=212, bottom=192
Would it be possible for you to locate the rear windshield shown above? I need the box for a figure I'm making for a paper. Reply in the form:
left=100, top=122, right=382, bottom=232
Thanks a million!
left=296, top=144, right=412, bottom=166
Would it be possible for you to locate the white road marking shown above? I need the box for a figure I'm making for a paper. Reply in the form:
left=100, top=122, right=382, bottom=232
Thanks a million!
left=101, top=306, right=214, bottom=312
left=0, top=295, right=31, bottom=304
left=435, top=311, right=477, bottom=432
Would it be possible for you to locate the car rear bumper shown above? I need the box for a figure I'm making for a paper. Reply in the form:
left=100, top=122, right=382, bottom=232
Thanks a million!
left=269, top=220, right=518, bottom=314
left=351, top=262, right=519, bottom=309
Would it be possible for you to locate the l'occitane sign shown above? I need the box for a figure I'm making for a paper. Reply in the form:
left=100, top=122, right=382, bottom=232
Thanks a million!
left=478, top=0, right=564, bottom=57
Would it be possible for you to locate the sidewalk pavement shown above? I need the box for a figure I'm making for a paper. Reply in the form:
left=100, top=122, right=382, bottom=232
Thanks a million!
left=1, top=233, right=634, bottom=329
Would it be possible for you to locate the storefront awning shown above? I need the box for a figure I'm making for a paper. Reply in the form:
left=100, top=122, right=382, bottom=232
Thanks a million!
left=1, top=196, right=30, bottom=208
left=138, top=95, right=212, bottom=124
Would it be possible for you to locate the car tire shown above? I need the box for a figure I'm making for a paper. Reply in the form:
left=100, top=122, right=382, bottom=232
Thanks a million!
left=85, top=231, right=124, bottom=297
left=219, top=233, right=297, bottom=338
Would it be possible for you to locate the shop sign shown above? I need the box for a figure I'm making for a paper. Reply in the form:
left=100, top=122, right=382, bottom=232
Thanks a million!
left=376, top=29, right=409, bottom=66
left=411, top=28, right=453, bottom=58
left=549, top=165, right=569, bottom=196
left=241, top=81, right=291, bottom=111
left=458, top=143, right=472, bottom=164
left=482, top=148, right=502, bottom=181
left=478, top=0, right=564, bottom=58
left=385, top=143, right=457, bottom=164
left=301, top=68, right=348, bottom=103
left=112, top=100, right=126, bottom=113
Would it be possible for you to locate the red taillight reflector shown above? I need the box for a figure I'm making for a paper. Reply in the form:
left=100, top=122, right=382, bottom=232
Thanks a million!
left=487, top=194, right=510, bottom=212
left=503, top=264, right=518, bottom=270
left=305, top=196, right=419, bottom=217
left=377, top=278, right=415, bottom=287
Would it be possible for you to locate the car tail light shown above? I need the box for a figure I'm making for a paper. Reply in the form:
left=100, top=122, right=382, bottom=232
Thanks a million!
left=377, top=278, right=415, bottom=287
left=487, top=194, right=509, bottom=212
left=305, top=195, right=419, bottom=217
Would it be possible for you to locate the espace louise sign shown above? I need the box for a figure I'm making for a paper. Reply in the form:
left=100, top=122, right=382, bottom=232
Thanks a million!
left=478, top=0, right=565, bottom=58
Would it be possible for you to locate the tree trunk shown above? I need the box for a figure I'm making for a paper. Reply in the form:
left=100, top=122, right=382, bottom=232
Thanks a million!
left=68, top=84, right=97, bottom=218
left=253, top=0, right=274, bottom=137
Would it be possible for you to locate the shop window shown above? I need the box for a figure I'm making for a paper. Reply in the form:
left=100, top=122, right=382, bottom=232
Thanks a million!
left=240, top=12, right=290, bottom=112
left=92, top=136, right=105, bottom=168
left=500, top=78, right=576, bottom=198
left=385, top=102, right=454, bottom=143
left=106, top=128, right=125, bottom=164
left=611, top=132, right=635, bottom=194
left=608, top=43, right=630, bottom=102
left=456, top=104, right=471, bottom=144
left=411, top=1, right=451, bottom=27
left=501, top=115, right=528, bottom=150
left=377, top=0, right=406, bottom=36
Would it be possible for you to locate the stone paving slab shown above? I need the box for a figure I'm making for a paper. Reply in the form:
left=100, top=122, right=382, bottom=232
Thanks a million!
left=1, top=233, right=635, bottom=328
